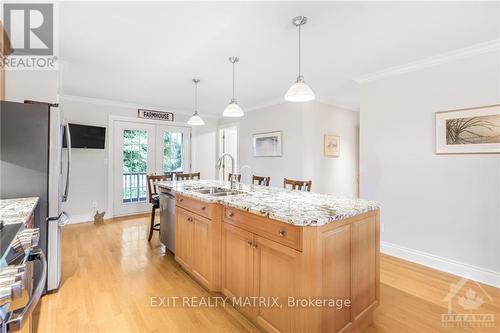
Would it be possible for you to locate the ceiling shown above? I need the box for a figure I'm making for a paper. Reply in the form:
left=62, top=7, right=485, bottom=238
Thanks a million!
left=59, top=2, right=499, bottom=114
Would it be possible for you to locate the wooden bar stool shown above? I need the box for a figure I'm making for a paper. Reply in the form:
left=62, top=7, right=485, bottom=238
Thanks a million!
left=252, top=175, right=270, bottom=186
left=283, top=178, right=312, bottom=192
left=228, top=173, right=241, bottom=182
left=176, top=172, right=200, bottom=180
left=146, top=173, right=174, bottom=241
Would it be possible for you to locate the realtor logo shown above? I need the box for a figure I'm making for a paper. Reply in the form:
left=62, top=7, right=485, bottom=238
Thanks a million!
left=3, top=3, right=53, bottom=55
left=442, top=277, right=495, bottom=328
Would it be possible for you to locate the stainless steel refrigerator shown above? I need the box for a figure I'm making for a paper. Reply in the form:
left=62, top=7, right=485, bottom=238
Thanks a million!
left=0, top=100, right=71, bottom=292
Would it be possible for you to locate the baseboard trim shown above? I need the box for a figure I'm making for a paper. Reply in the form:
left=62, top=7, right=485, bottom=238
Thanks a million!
left=68, top=214, right=94, bottom=224
left=68, top=211, right=152, bottom=225
left=381, top=241, right=500, bottom=288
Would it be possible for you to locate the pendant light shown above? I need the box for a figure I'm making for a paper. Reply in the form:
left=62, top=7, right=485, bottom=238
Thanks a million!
left=222, top=57, right=244, bottom=117
left=187, top=78, right=205, bottom=126
left=285, top=16, right=315, bottom=102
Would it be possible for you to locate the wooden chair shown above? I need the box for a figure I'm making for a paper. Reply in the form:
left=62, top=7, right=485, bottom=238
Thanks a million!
left=146, top=173, right=174, bottom=241
left=252, top=175, right=270, bottom=186
left=283, top=178, right=312, bottom=192
left=228, top=173, right=241, bottom=182
left=176, top=172, right=200, bottom=180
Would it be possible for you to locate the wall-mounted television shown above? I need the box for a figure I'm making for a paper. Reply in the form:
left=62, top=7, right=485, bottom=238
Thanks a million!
left=63, top=123, right=106, bottom=149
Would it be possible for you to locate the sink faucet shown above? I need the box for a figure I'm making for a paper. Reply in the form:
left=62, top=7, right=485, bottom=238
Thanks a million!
left=217, top=153, right=236, bottom=190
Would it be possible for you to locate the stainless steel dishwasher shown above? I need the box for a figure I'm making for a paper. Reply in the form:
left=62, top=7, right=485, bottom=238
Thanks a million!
left=159, top=188, right=176, bottom=253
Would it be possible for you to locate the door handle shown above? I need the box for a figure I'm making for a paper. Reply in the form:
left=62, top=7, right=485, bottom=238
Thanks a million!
left=63, top=122, right=72, bottom=202
left=6, top=249, right=47, bottom=332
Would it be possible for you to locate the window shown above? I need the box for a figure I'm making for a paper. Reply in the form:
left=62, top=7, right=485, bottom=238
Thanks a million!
left=163, top=132, right=184, bottom=173
left=122, top=129, right=148, bottom=203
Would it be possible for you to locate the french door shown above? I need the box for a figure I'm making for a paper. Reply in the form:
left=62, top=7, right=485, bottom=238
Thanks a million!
left=113, top=121, right=190, bottom=216
left=218, top=125, right=238, bottom=181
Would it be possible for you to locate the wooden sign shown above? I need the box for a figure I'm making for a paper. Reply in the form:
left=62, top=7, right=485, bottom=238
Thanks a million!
left=138, top=109, right=174, bottom=121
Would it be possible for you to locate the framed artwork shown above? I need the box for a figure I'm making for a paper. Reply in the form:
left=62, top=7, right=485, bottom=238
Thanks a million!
left=436, top=104, right=500, bottom=154
left=253, top=131, right=282, bottom=157
left=324, top=134, right=340, bottom=157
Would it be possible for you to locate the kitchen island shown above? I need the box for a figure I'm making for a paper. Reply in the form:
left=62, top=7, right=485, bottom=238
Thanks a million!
left=157, top=180, right=380, bottom=333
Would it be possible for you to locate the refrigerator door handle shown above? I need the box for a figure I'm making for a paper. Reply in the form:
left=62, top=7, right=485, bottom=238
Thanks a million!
left=58, top=211, right=70, bottom=227
left=62, top=122, right=72, bottom=202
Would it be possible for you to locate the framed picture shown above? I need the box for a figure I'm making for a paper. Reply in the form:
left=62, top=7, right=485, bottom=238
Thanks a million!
left=324, top=134, right=340, bottom=157
left=253, top=131, right=282, bottom=157
left=436, top=104, right=500, bottom=154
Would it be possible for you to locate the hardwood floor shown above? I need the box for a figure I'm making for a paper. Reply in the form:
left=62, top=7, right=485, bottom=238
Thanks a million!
left=37, top=215, right=499, bottom=332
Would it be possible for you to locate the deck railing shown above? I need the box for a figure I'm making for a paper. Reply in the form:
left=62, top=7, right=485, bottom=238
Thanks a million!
left=122, top=172, right=147, bottom=203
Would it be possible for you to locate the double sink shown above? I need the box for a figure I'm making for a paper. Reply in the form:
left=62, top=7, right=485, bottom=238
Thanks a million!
left=192, top=186, right=245, bottom=197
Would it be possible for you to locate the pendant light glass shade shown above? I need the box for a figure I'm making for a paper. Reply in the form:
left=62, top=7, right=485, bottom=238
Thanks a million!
left=223, top=99, right=244, bottom=117
left=187, top=112, right=205, bottom=126
left=285, top=76, right=315, bottom=102
left=223, top=57, right=244, bottom=117
left=188, top=78, right=205, bottom=126
left=285, top=16, right=315, bottom=102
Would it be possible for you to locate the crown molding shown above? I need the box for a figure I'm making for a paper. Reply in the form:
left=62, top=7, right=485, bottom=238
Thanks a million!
left=353, top=39, right=500, bottom=84
left=243, top=98, right=359, bottom=114
left=316, top=99, right=359, bottom=112
left=58, top=94, right=219, bottom=118
left=243, top=98, right=290, bottom=113
left=59, top=94, right=359, bottom=119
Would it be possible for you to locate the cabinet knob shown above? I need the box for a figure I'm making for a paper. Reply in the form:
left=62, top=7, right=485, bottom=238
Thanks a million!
left=201, top=206, right=206, bottom=211
left=247, top=240, right=253, bottom=247
left=228, top=211, right=234, bottom=217
left=278, top=229, right=286, bottom=237
left=179, top=198, right=184, bottom=202
left=252, top=242, right=258, bottom=249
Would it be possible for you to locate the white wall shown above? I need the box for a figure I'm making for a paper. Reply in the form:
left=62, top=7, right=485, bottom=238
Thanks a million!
left=359, top=50, right=500, bottom=285
left=60, top=96, right=218, bottom=223
left=5, top=70, right=59, bottom=103
left=221, top=101, right=359, bottom=197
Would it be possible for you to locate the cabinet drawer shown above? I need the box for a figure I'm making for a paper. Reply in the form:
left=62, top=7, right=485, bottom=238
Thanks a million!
left=223, top=207, right=302, bottom=251
left=176, top=195, right=213, bottom=219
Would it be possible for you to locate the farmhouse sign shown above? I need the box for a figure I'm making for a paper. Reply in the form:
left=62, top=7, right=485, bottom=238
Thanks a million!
left=138, top=109, right=174, bottom=121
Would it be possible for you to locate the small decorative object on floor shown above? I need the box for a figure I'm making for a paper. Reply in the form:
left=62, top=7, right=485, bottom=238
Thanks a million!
left=436, top=104, right=500, bottom=154
left=94, top=211, right=105, bottom=223
left=324, top=134, right=340, bottom=157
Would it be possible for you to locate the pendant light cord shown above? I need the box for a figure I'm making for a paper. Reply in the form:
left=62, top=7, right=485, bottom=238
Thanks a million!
left=298, top=24, right=302, bottom=77
left=232, top=61, right=235, bottom=100
left=194, top=81, right=198, bottom=113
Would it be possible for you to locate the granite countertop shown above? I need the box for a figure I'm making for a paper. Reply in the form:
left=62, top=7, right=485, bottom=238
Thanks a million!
left=157, top=180, right=379, bottom=226
left=0, top=197, right=39, bottom=226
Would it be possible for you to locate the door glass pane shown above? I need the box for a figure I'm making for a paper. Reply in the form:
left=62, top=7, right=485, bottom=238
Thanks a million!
left=122, top=129, right=148, bottom=203
left=163, top=132, right=184, bottom=173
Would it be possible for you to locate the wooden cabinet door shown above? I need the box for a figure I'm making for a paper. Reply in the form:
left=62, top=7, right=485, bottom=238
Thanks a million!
left=191, top=214, right=211, bottom=288
left=253, top=236, right=300, bottom=333
left=175, top=208, right=194, bottom=269
left=221, top=223, right=254, bottom=310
